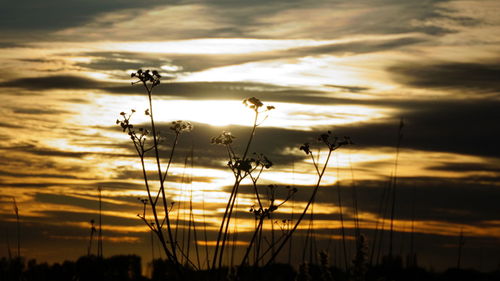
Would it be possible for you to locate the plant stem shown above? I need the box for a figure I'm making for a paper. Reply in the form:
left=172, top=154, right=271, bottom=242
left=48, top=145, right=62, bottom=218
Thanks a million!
left=212, top=109, right=259, bottom=269
left=264, top=148, right=334, bottom=266
left=144, top=81, right=179, bottom=264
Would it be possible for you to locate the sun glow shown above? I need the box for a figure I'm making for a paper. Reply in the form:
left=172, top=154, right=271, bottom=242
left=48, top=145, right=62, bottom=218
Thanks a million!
left=88, top=94, right=393, bottom=131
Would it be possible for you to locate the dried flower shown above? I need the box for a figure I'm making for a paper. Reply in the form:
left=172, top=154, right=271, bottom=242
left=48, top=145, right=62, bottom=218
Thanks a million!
left=243, top=97, right=263, bottom=109
left=131, top=69, right=162, bottom=87
left=170, top=120, right=193, bottom=134
left=300, top=143, right=311, bottom=155
left=211, top=131, right=236, bottom=145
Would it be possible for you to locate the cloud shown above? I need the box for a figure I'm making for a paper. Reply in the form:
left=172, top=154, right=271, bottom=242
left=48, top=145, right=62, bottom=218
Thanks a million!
left=7, top=0, right=463, bottom=42
left=0, top=170, right=80, bottom=180
left=237, top=176, right=500, bottom=227
left=0, top=75, right=105, bottom=90
left=34, top=193, right=138, bottom=215
left=427, top=162, right=500, bottom=173
left=5, top=143, right=89, bottom=158
left=0, top=0, right=162, bottom=31
left=0, top=122, right=24, bottom=129
left=53, top=4, right=234, bottom=41
left=247, top=1, right=454, bottom=39
left=325, top=84, right=370, bottom=93
left=389, top=177, right=500, bottom=224
left=389, top=61, right=500, bottom=95
left=0, top=73, right=369, bottom=105
left=324, top=98, right=500, bottom=158
left=12, top=108, right=69, bottom=115
left=74, top=35, right=427, bottom=75
left=105, top=94, right=500, bottom=170
left=0, top=42, right=24, bottom=48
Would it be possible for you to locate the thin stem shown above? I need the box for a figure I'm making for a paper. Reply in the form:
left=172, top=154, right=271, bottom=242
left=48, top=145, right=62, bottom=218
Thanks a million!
left=218, top=181, right=241, bottom=268
left=139, top=155, right=176, bottom=262
left=202, top=194, right=210, bottom=269
left=240, top=218, right=264, bottom=266
left=212, top=109, right=259, bottom=269
left=388, top=120, right=404, bottom=259
left=211, top=177, right=240, bottom=269
left=144, top=81, right=179, bottom=264
left=242, top=110, right=259, bottom=160
left=336, top=159, right=349, bottom=271
left=264, top=148, right=334, bottom=266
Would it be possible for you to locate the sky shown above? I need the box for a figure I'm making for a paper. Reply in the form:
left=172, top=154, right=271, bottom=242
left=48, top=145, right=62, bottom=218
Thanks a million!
left=0, top=0, right=500, bottom=272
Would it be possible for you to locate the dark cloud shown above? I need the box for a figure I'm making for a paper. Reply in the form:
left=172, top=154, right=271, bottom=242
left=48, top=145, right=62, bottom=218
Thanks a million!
left=0, top=182, right=52, bottom=188
left=389, top=61, right=500, bottom=94
left=0, top=75, right=105, bottom=90
left=1, top=0, right=462, bottom=42
left=12, top=108, right=69, bottom=115
left=200, top=0, right=458, bottom=39
left=10, top=75, right=345, bottom=104
left=0, top=0, right=163, bottom=31
left=6, top=143, right=88, bottom=158
left=0, top=75, right=336, bottom=106
left=232, top=175, right=500, bottom=226
left=34, top=193, right=138, bottom=214
left=325, top=84, right=370, bottom=93
left=428, top=162, right=500, bottom=173
left=0, top=42, right=23, bottom=48
left=0, top=122, right=24, bottom=129
left=328, top=99, right=500, bottom=158
left=0, top=170, right=80, bottom=180
left=351, top=177, right=500, bottom=225
left=96, top=181, right=144, bottom=191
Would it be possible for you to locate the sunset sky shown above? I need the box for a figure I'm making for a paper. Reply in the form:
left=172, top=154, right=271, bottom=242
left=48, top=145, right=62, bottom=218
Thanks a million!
left=1, top=0, right=499, bottom=271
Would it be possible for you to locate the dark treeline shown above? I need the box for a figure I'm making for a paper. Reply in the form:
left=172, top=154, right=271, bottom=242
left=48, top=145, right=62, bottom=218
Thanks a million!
left=0, top=255, right=144, bottom=281
left=1, top=254, right=500, bottom=281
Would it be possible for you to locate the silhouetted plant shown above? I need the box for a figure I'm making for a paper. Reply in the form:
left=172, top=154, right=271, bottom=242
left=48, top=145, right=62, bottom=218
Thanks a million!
left=352, top=234, right=368, bottom=281
left=12, top=197, right=20, bottom=259
left=264, top=132, right=352, bottom=266
left=319, top=250, right=334, bottom=281
left=297, top=262, right=312, bottom=281
left=87, top=219, right=96, bottom=256
left=210, top=97, right=275, bottom=270
left=241, top=184, right=296, bottom=267
left=97, top=186, right=103, bottom=258
left=117, top=69, right=194, bottom=275
left=118, top=72, right=357, bottom=278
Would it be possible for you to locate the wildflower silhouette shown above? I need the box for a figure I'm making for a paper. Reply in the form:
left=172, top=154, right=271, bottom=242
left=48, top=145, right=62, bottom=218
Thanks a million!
left=117, top=71, right=354, bottom=276
left=117, top=69, right=195, bottom=276
left=210, top=97, right=276, bottom=270
left=265, top=131, right=352, bottom=266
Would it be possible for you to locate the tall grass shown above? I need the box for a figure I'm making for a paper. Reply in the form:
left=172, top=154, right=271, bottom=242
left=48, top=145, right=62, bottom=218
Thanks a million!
left=12, top=197, right=20, bottom=259
left=97, top=186, right=103, bottom=258
left=388, top=119, right=404, bottom=258
left=87, top=219, right=96, bottom=256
